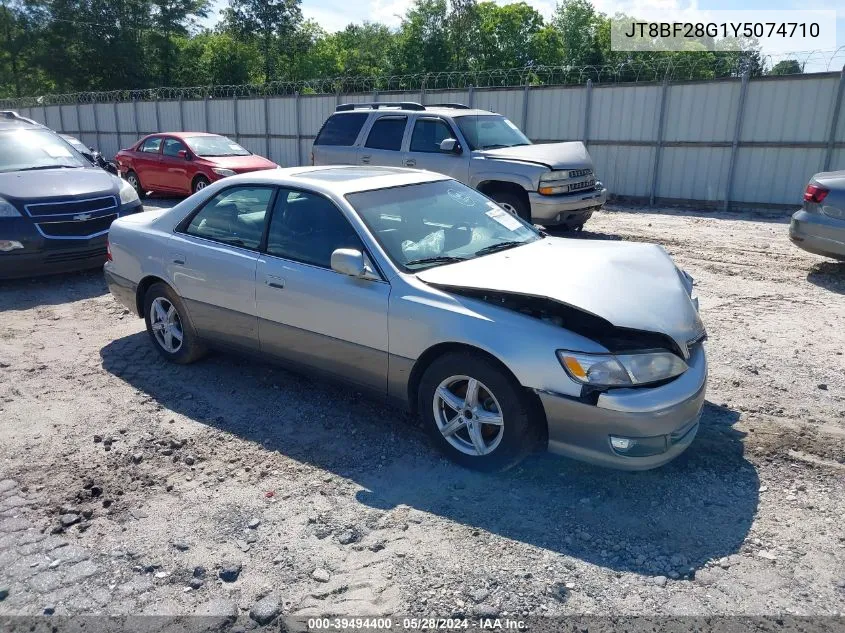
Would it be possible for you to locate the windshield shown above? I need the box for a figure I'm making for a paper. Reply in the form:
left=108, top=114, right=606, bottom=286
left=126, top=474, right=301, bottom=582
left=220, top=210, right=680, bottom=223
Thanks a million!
left=0, top=129, right=88, bottom=173
left=346, top=180, right=540, bottom=271
left=455, top=115, right=531, bottom=150
left=184, top=135, right=251, bottom=157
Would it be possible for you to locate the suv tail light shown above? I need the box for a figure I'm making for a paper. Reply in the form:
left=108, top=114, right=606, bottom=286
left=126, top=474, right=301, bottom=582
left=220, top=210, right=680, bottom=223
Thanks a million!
left=106, top=238, right=112, bottom=262
left=804, top=184, right=829, bottom=204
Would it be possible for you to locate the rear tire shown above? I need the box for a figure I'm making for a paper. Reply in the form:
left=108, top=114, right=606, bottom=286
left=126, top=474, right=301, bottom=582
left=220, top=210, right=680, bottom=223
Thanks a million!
left=490, top=191, right=531, bottom=223
left=125, top=171, right=147, bottom=199
left=192, top=176, right=210, bottom=194
left=418, top=352, right=541, bottom=472
left=143, top=283, right=206, bottom=364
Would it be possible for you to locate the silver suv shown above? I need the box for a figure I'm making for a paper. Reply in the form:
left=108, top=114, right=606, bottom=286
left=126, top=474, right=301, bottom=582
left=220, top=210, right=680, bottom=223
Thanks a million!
left=311, top=102, right=607, bottom=230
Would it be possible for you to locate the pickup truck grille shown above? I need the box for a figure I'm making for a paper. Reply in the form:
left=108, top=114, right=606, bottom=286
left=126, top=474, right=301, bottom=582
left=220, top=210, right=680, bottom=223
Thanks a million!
left=568, top=168, right=593, bottom=179
left=25, top=196, right=118, bottom=218
left=35, top=213, right=117, bottom=239
left=567, top=178, right=596, bottom=192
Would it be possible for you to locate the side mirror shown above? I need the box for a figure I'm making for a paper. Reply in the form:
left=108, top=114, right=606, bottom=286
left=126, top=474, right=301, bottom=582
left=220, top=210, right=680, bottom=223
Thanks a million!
left=178, top=150, right=190, bottom=160
left=439, top=138, right=461, bottom=154
left=331, top=248, right=378, bottom=280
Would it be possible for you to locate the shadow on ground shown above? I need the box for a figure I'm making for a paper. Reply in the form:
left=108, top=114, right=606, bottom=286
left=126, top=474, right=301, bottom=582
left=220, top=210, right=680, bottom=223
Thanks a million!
left=605, top=203, right=792, bottom=225
left=0, top=269, right=107, bottom=310
left=807, top=261, right=845, bottom=295
left=101, top=332, right=757, bottom=577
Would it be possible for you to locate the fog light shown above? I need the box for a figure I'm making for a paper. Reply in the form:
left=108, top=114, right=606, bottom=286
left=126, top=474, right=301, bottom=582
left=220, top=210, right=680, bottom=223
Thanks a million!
left=609, top=434, right=667, bottom=457
left=610, top=436, right=635, bottom=451
left=0, top=240, right=23, bottom=252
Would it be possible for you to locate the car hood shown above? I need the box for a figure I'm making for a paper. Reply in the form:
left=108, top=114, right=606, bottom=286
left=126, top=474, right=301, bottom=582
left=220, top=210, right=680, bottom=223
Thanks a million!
left=0, top=168, right=118, bottom=201
left=416, top=237, right=704, bottom=354
left=477, top=142, right=594, bottom=170
left=201, top=155, right=278, bottom=172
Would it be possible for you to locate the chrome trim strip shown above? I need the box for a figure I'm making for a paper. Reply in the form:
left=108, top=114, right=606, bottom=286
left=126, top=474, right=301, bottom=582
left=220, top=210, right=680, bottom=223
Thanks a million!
left=24, top=195, right=119, bottom=218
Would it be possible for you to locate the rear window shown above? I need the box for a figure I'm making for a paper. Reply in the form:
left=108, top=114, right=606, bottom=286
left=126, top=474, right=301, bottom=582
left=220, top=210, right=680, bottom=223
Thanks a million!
left=314, top=113, right=369, bottom=147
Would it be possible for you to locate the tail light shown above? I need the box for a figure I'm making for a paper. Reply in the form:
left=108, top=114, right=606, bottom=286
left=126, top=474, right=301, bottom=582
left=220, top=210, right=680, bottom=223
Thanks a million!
left=106, top=238, right=112, bottom=262
left=804, top=184, right=829, bottom=204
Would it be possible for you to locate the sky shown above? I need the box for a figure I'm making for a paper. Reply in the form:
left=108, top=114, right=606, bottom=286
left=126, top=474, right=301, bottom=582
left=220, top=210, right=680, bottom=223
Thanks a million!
left=204, top=0, right=845, bottom=72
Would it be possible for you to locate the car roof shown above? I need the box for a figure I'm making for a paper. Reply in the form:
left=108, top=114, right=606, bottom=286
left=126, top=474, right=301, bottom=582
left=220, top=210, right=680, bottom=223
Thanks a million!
left=223, top=165, right=451, bottom=196
left=0, top=111, right=44, bottom=131
left=332, top=107, right=495, bottom=118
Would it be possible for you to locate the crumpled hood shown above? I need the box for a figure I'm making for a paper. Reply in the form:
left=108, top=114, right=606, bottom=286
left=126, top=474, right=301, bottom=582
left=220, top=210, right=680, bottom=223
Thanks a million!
left=0, top=168, right=118, bottom=201
left=417, top=237, right=704, bottom=354
left=477, top=142, right=594, bottom=170
left=202, top=155, right=278, bottom=173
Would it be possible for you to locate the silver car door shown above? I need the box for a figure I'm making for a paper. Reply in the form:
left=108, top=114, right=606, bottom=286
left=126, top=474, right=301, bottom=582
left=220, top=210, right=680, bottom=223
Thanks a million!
left=358, top=115, right=408, bottom=168
left=256, top=189, right=390, bottom=392
left=168, top=185, right=276, bottom=351
left=404, top=115, right=470, bottom=182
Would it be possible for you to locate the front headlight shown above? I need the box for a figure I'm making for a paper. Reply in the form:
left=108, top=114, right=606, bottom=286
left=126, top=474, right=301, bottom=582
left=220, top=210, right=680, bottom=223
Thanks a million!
left=558, top=350, right=688, bottom=387
left=212, top=168, right=236, bottom=177
left=0, top=196, right=21, bottom=217
left=118, top=179, right=139, bottom=205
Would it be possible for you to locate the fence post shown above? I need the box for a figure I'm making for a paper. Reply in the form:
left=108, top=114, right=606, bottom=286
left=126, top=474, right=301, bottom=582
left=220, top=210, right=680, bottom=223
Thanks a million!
left=92, top=100, right=101, bottom=151
left=724, top=71, right=750, bottom=212
left=420, top=75, right=427, bottom=105
left=113, top=100, right=121, bottom=151
left=74, top=102, right=82, bottom=136
left=233, top=94, right=239, bottom=143
left=583, top=79, right=593, bottom=145
left=58, top=103, right=65, bottom=132
left=204, top=93, right=210, bottom=132
left=372, top=89, right=378, bottom=103
left=468, top=85, right=474, bottom=108
left=42, top=103, right=48, bottom=126
left=263, top=94, right=271, bottom=160
left=649, top=76, right=670, bottom=207
left=295, top=91, right=302, bottom=166
left=132, top=98, right=140, bottom=135
left=178, top=95, right=185, bottom=132
left=823, top=64, right=845, bottom=171
left=154, top=96, right=161, bottom=133
left=521, top=81, right=530, bottom=131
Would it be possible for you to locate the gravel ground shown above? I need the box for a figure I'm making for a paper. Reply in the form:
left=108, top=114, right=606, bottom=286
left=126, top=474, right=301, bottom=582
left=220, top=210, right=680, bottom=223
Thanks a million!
left=0, top=201, right=844, bottom=622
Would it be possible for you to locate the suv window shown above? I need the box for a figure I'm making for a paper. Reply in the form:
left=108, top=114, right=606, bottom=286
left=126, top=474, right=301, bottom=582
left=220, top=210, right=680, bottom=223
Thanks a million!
left=314, top=113, right=369, bottom=146
left=162, top=138, right=187, bottom=157
left=364, top=116, right=407, bottom=151
left=266, top=190, right=363, bottom=269
left=184, top=186, right=274, bottom=250
left=410, top=118, right=454, bottom=153
left=140, top=137, right=162, bottom=153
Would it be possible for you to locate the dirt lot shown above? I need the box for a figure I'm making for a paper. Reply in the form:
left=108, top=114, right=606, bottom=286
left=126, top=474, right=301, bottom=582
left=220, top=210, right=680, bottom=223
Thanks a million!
left=0, top=202, right=844, bottom=622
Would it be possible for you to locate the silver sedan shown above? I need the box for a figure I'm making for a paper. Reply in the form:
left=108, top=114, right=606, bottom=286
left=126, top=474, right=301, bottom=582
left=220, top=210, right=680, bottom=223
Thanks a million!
left=104, top=166, right=707, bottom=471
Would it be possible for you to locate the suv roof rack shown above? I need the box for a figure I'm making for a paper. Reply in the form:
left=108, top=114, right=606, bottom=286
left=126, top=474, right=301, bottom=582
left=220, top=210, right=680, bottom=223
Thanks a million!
left=335, top=101, right=425, bottom=112
left=426, top=103, right=471, bottom=109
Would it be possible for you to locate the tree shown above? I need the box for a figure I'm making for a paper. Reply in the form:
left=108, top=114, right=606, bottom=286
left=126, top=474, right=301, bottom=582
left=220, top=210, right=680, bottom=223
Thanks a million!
left=396, top=0, right=450, bottom=74
left=769, top=59, right=802, bottom=76
left=175, top=31, right=260, bottom=85
left=553, top=0, right=604, bottom=67
left=0, top=1, right=42, bottom=97
left=149, top=0, right=210, bottom=85
left=223, top=0, right=301, bottom=83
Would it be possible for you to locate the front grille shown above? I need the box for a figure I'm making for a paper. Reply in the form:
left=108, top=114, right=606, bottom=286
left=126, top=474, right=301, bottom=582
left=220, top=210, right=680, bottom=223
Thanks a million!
left=25, top=196, right=118, bottom=218
left=568, top=168, right=593, bottom=179
left=36, top=213, right=117, bottom=238
left=44, top=246, right=107, bottom=263
left=568, top=178, right=596, bottom=192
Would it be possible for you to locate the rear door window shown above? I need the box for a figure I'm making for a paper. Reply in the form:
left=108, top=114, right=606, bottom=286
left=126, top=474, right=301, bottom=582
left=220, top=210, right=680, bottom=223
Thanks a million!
left=314, top=113, right=369, bottom=147
left=364, top=117, right=408, bottom=151
left=183, top=186, right=274, bottom=250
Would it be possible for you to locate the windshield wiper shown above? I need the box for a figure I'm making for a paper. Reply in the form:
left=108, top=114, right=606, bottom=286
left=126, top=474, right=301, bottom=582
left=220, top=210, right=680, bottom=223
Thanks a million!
left=474, top=240, right=526, bottom=256
left=17, top=165, right=82, bottom=171
left=405, top=255, right=468, bottom=269
left=480, top=144, right=509, bottom=150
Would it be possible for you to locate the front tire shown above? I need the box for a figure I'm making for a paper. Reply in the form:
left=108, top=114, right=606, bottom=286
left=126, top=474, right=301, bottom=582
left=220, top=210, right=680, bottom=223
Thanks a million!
left=490, top=191, right=531, bottom=223
left=418, top=352, right=541, bottom=472
left=125, top=171, right=147, bottom=199
left=192, top=176, right=210, bottom=194
left=143, top=283, right=206, bottom=364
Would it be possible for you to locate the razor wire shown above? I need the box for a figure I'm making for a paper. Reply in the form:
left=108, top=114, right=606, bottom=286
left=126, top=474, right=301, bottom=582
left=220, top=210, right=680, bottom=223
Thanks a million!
left=2, top=48, right=843, bottom=108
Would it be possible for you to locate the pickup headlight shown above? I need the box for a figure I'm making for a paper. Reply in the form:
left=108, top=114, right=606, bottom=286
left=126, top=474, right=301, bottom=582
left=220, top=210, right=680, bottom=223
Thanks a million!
left=558, top=350, right=688, bottom=387
left=212, top=168, right=236, bottom=177
left=538, top=169, right=595, bottom=196
left=118, top=179, right=139, bottom=205
left=0, top=196, right=21, bottom=217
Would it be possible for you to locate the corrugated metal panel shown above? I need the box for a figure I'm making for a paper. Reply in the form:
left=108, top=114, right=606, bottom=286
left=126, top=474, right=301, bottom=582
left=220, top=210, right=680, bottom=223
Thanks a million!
left=425, top=90, right=468, bottom=105
left=116, top=103, right=136, bottom=135
left=238, top=136, right=265, bottom=156
left=181, top=100, right=205, bottom=131
left=97, top=133, right=120, bottom=159
left=589, top=144, right=654, bottom=198
left=836, top=92, right=845, bottom=144
left=267, top=97, right=296, bottom=135
left=742, top=76, right=838, bottom=143
left=60, top=106, right=79, bottom=133
left=136, top=102, right=157, bottom=133
left=590, top=85, right=660, bottom=142
left=474, top=89, right=523, bottom=123
left=664, top=81, right=739, bottom=142
left=78, top=105, right=96, bottom=132
left=157, top=101, right=181, bottom=131
left=237, top=99, right=264, bottom=135
left=526, top=86, right=585, bottom=141
left=658, top=146, right=731, bottom=202
left=300, top=95, right=336, bottom=136
left=45, top=106, right=62, bottom=130
left=269, top=138, right=297, bottom=166
left=829, top=148, right=845, bottom=171
left=95, top=104, right=117, bottom=133
left=208, top=100, right=235, bottom=135
left=733, top=147, right=826, bottom=204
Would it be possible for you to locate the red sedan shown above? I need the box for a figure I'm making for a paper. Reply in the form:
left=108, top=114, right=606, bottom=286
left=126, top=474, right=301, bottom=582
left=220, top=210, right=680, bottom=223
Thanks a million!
left=115, top=133, right=278, bottom=197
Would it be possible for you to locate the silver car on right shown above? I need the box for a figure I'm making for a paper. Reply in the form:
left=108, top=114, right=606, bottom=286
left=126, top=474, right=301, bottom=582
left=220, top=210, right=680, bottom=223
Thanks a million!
left=790, top=170, right=845, bottom=260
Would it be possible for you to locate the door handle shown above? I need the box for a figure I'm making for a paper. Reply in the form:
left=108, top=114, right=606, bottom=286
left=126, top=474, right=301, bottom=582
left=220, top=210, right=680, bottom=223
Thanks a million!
left=404, top=159, right=416, bottom=167
left=171, top=253, right=186, bottom=265
left=361, top=155, right=371, bottom=164
left=265, top=275, right=285, bottom=290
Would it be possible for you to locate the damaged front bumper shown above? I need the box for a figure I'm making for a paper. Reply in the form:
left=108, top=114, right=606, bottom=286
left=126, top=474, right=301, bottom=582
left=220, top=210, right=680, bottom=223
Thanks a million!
left=528, top=185, right=608, bottom=227
left=537, top=344, right=707, bottom=470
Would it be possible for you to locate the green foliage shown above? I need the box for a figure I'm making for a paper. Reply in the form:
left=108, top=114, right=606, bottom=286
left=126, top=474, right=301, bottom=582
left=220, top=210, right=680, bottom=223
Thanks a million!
left=0, top=0, right=787, bottom=99
left=769, top=59, right=802, bottom=76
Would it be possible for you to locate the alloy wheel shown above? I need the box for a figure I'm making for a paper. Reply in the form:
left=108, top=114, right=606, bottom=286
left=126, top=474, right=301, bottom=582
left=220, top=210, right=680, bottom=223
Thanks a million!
left=433, top=375, right=504, bottom=456
left=149, top=297, right=184, bottom=353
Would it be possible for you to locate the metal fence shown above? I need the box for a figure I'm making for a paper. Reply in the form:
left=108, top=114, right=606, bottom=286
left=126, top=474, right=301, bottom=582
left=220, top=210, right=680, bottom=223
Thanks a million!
left=11, top=66, right=845, bottom=210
